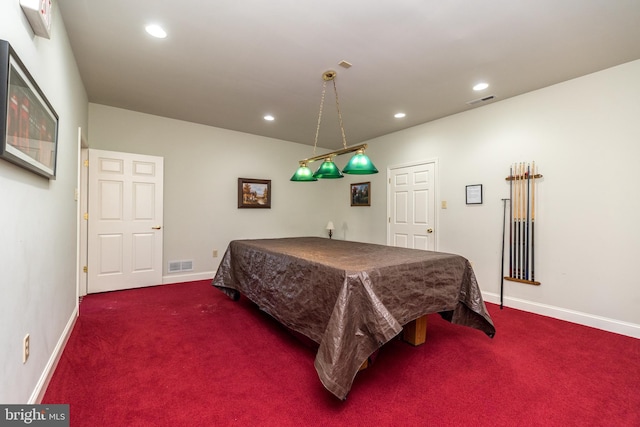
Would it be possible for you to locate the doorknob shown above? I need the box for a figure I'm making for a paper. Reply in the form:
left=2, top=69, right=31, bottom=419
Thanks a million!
left=152, top=226, right=162, bottom=230
left=427, top=228, right=433, bottom=234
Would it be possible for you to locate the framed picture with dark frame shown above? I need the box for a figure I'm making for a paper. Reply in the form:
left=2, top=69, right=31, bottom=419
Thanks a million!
left=238, top=178, right=271, bottom=208
left=0, top=40, right=59, bottom=179
left=350, top=181, right=370, bottom=207
left=466, top=184, right=483, bottom=205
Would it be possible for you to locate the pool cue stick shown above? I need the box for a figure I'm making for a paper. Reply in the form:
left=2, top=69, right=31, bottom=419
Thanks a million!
left=525, top=163, right=530, bottom=280
left=500, top=198, right=508, bottom=309
left=516, top=164, right=519, bottom=278
left=524, top=163, right=527, bottom=278
left=520, top=162, right=525, bottom=279
left=531, top=161, right=536, bottom=282
left=515, top=163, right=522, bottom=279
left=522, top=163, right=527, bottom=278
left=523, top=163, right=527, bottom=278
left=515, top=163, right=520, bottom=279
left=513, top=164, right=516, bottom=279
left=509, top=166, right=513, bottom=278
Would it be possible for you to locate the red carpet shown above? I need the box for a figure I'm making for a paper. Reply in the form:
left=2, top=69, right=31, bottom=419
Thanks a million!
left=43, top=280, right=640, bottom=426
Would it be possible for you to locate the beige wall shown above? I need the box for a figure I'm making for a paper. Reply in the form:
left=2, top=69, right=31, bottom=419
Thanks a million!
left=0, top=1, right=88, bottom=403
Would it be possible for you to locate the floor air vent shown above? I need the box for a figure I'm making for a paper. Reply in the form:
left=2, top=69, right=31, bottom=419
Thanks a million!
left=168, top=260, right=193, bottom=273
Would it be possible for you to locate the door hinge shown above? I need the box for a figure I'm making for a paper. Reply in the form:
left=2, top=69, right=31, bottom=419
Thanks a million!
left=83, top=159, right=89, bottom=167
left=83, top=212, right=88, bottom=220
left=83, top=266, right=88, bottom=273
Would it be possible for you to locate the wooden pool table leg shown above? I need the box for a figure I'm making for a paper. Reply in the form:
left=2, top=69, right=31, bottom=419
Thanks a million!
left=402, top=315, right=428, bottom=346
left=359, top=315, right=428, bottom=372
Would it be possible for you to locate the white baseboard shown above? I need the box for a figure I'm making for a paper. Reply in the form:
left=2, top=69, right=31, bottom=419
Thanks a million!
left=162, top=271, right=215, bottom=285
left=31, top=305, right=79, bottom=404
left=482, top=292, right=640, bottom=339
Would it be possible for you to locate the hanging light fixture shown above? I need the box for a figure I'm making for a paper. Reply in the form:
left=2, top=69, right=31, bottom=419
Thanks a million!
left=290, top=70, right=378, bottom=182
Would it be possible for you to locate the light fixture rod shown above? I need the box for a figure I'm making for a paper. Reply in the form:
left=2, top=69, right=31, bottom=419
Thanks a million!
left=299, top=144, right=368, bottom=165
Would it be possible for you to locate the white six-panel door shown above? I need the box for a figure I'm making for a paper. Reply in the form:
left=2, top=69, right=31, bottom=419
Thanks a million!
left=87, top=149, right=164, bottom=293
left=388, top=161, right=436, bottom=250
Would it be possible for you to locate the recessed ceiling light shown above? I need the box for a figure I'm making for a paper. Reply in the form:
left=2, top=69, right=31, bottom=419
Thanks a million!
left=473, top=82, right=489, bottom=91
left=264, top=115, right=275, bottom=121
left=145, top=24, right=167, bottom=39
left=394, top=112, right=406, bottom=119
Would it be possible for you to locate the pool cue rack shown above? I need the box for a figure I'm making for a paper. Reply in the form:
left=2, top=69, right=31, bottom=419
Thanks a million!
left=504, top=162, right=542, bottom=286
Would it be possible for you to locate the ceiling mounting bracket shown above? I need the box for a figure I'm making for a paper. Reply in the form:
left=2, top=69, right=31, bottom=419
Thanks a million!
left=322, top=70, right=337, bottom=81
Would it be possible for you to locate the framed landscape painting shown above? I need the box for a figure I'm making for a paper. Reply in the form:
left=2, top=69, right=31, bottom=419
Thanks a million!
left=350, top=182, right=370, bottom=206
left=238, top=178, right=271, bottom=208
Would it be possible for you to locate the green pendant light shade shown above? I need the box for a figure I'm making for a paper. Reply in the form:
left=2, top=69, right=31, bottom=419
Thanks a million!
left=342, top=149, right=379, bottom=174
left=290, top=163, right=318, bottom=181
left=313, top=158, right=344, bottom=179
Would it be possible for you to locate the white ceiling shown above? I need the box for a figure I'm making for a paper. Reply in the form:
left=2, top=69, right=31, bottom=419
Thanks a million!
left=57, top=0, right=640, bottom=150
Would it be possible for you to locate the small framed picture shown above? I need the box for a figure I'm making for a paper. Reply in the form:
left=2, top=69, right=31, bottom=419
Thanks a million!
left=466, top=184, right=483, bottom=205
left=238, top=178, right=271, bottom=208
left=350, top=182, right=370, bottom=206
